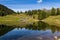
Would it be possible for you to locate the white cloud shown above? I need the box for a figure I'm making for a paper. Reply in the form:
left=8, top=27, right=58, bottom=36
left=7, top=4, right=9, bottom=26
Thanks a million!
left=37, top=0, right=42, bottom=3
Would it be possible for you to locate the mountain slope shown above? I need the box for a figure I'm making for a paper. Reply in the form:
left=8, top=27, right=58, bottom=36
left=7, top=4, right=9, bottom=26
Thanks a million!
left=0, top=4, right=15, bottom=16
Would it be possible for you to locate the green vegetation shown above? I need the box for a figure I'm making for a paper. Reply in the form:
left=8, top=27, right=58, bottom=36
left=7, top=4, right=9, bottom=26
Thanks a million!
left=42, top=15, right=60, bottom=26
left=0, top=4, right=60, bottom=26
left=0, top=4, right=60, bottom=19
left=0, top=14, right=39, bottom=26
left=0, top=4, right=15, bottom=16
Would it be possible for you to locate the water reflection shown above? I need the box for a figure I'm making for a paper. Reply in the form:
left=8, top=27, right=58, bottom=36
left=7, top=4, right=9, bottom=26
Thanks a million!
left=0, top=21, right=60, bottom=40
left=0, top=25, right=14, bottom=36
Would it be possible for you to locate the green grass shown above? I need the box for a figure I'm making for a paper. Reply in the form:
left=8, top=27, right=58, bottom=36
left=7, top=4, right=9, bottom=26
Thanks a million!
left=42, top=15, right=60, bottom=26
left=0, top=14, right=38, bottom=26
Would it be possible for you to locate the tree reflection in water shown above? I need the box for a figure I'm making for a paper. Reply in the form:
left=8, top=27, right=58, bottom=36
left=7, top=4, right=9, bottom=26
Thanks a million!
left=0, top=21, right=60, bottom=40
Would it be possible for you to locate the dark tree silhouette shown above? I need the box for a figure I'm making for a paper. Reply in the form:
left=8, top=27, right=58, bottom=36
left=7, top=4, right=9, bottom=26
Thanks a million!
left=0, top=4, right=15, bottom=16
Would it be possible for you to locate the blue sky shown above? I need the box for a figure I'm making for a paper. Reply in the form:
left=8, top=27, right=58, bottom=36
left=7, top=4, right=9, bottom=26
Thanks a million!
left=0, top=0, right=60, bottom=12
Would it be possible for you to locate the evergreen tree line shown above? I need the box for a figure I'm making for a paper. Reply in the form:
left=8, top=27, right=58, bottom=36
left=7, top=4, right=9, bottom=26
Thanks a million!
left=0, top=4, right=15, bottom=16
left=18, top=8, right=60, bottom=20
left=0, top=4, right=60, bottom=20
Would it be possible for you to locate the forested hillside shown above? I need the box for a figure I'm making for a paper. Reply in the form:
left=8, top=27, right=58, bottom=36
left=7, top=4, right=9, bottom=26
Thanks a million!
left=0, top=4, right=60, bottom=20
left=0, top=4, right=15, bottom=16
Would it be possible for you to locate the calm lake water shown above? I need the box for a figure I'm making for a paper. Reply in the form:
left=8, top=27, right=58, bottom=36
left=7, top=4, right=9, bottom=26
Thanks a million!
left=0, top=21, right=60, bottom=40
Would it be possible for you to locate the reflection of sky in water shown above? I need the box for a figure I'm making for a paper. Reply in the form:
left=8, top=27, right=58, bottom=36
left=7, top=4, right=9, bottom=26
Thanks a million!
left=0, top=21, right=60, bottom=40
left=0, top=28, right=59, bottom=40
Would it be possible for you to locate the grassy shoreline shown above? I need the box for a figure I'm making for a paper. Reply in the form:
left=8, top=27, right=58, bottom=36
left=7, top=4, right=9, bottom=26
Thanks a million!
left=42, top=15, right=60, bottom=26
left=1, top=14, right=60, bottom=27
left=0, top=14, right=39, bottom=26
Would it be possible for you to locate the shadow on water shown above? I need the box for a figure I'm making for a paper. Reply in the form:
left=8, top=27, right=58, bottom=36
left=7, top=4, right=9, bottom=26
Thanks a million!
left=0, top=21, right=60, bottom=40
